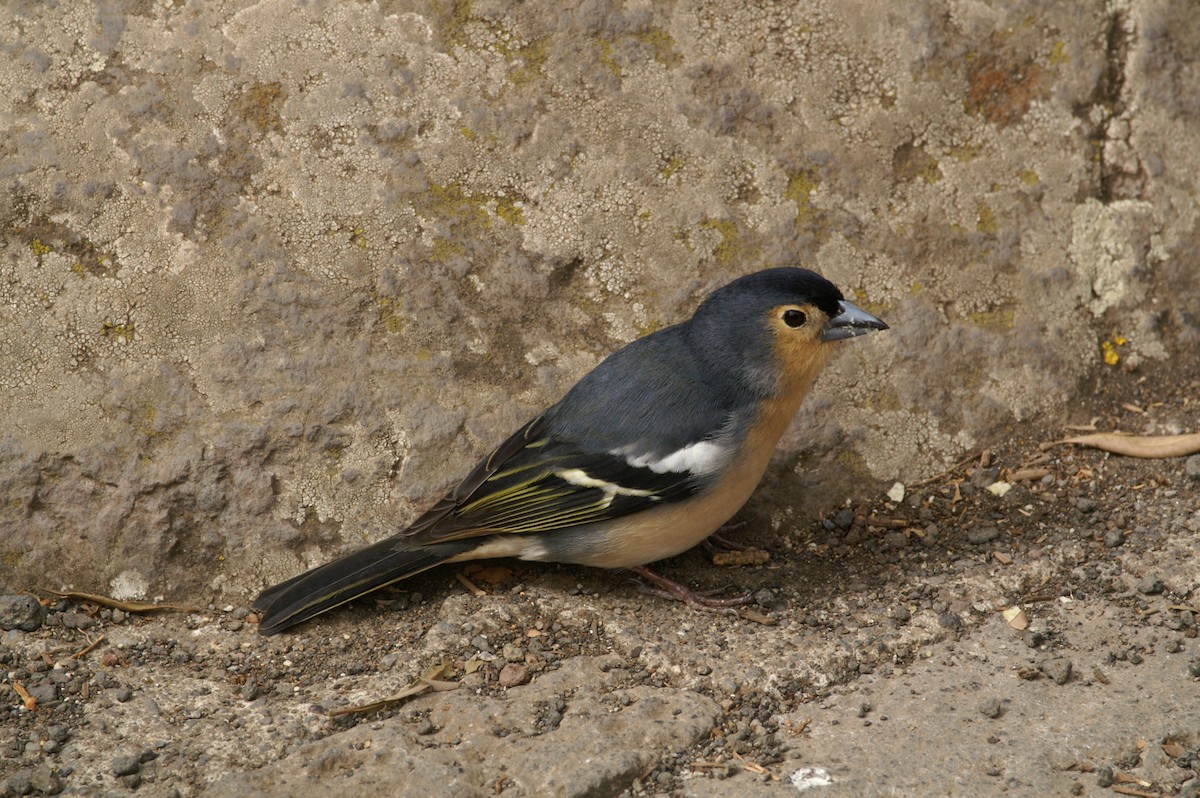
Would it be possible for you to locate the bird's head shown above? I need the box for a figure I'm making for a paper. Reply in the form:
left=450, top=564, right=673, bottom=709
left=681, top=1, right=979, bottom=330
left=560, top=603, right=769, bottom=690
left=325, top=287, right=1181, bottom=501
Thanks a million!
left=687, top=268, right=888, bottom=400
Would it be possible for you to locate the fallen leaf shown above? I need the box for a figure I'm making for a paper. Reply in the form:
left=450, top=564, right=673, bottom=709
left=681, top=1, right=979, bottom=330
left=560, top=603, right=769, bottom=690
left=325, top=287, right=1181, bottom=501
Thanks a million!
left=1002, top=606, right=1030, bottom=630
left=327, top=659, right=458, bottom=718
left=12, top=682, right=37, bottom=711
left=1046, top=432, right=1200, bottom=458
left=472, top=565, right=516, bottom=585
left=41, top=589, right=201, bottom=614
left=454, top=571, right=487, bottom=597
left=1162, top=741, right=1187, bottom=759
left=993, top=551, right=1013, bottom=565
left=737, top=608, right=778, bottom=625
left=712, top=547, right=771, bottom=567
left=1009, top=467, right=1051, bottom=482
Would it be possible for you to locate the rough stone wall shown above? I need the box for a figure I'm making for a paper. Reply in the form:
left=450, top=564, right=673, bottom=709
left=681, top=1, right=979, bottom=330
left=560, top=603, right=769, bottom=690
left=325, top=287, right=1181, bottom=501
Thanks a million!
left=1, top=1, right=1196, bottom=602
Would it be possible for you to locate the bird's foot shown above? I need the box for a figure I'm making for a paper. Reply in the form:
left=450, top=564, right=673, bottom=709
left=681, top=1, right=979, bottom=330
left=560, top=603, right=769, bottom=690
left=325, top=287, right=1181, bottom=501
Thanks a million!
left=630, top=566, right=754, bottom=614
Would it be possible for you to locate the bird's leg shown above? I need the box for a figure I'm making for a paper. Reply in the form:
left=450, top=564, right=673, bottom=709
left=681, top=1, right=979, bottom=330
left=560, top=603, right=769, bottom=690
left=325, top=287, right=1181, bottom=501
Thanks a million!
left=630, top=566, right=755, bottom=611
left=701, top=521, right=748, bottom=554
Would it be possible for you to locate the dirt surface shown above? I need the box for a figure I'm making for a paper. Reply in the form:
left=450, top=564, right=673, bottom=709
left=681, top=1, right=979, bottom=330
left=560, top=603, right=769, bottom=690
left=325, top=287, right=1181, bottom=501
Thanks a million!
left=3, top=353, right=1198, bottom=797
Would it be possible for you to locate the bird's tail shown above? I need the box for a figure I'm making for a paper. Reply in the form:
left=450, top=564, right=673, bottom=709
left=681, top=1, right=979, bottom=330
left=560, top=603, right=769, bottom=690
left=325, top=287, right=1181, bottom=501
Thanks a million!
left=252, top=537, right=474, bottom=635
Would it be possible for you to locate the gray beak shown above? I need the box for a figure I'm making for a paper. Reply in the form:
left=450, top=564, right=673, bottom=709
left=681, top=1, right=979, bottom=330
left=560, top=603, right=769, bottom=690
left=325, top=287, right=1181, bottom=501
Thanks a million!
left=821, top=301, right=888, bottom=342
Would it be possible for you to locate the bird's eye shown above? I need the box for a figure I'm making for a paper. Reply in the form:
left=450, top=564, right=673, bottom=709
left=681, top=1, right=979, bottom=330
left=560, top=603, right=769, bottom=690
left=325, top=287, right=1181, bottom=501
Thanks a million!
left=782, top=309, right=807, bottom=328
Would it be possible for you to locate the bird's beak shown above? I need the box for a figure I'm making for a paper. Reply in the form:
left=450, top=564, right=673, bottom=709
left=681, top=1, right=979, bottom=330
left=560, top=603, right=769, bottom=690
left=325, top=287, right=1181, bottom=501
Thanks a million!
left=821, top=301, right=889, bottom=342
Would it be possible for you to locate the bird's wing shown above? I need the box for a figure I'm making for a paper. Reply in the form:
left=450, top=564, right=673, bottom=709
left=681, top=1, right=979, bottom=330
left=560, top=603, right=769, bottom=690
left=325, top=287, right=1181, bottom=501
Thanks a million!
left=405, top=415, right=724, bottom=544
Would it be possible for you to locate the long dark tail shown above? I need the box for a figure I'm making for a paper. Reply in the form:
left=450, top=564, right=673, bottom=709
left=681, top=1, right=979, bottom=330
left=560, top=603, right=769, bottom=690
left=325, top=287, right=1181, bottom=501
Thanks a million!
left=252, top=537, right=475, bottom=635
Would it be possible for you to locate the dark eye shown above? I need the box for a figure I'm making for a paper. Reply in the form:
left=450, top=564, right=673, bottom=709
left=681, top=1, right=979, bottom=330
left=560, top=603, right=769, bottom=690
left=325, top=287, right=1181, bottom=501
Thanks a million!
left=782, top=309, right=806, bottom=328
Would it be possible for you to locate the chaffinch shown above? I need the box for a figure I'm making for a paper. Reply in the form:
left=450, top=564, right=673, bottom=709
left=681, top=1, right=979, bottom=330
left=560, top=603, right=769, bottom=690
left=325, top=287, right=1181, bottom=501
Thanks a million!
left=254, top=268, right=887, bottom=634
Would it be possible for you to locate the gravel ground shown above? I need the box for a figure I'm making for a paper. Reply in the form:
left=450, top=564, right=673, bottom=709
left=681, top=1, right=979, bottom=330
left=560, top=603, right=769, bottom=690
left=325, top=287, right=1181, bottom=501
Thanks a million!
left=3, top=355, right=1199, bottom=798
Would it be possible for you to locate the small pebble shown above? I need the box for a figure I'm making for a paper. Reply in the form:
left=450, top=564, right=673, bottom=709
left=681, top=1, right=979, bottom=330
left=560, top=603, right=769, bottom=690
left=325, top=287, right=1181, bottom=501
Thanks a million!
left=2, top=770, right=33, bottom=796
left=1103, top=530, right=1124, bottom=548
left=1097, top=766, right=1115, bottom=787
left=1075, top=497, right=1097, bottom=514
left=112, top=754, right=142, bottom=776
left=937, top=612, right=962, bottom=631
left=29, top=764, right=62, bottom=795
left=1184, top=454, right=1200, bottom=480
left=970, top=467, right=1001, bottom=488
left=978, top=697, right=1004, bottom=719
left=1136, top=576, right=1165, bottom=595
left=498, top=663, right=530, bottom=688
left=61, top=611, right=98, bottom=630
left=0, top=595, right=46, bottom=632
left=966, top=526, right=1000, bottom=545
left=1039, top=657, right=1073, bottom=685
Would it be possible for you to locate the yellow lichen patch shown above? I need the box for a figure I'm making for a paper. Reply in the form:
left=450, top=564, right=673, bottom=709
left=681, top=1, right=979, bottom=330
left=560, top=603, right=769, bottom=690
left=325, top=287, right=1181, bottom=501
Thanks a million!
left=947, top=144, right=982, bottom=162
left=892, top=142, right=942, bottom=184
left=969, top=306, right=1015, bottom=330
left=1102, top=335, right=1127, bottom=366
left=441, top=0, right=476, bottom=51
left=418, top=182, right=491, bottom=229
left=634, top=27, right=683, bottom=68
left=377, top=297, right=406, bottom=334
left=785, top=168, right=821, bottom=226
left=232, top=81, right=287, bottom=135
left=30, top=239, right=52, bottom=258
left=860, top=388, right=904, bottom=413
left=1048, top=41, right=1069, bottom=65
left=1018, top=169, right=1039, bottom=185
left=832, top=448, right=873, bottom=482
left=976, top=202, right=999, bottom=235
left=135, top=403, right=158, bottom=437
left=660, top=155, right=685, bottom=179
left=699, top=218, right=745, bottom=266
left=101, top=318, right=136, bottom=343
left=507, top=36, right=550, bottom=86
left=431, top=237, right=465, bottom=262
left=672, top=228, right=695, bottom=252
left=493, top=196, right=525, bottom=226
left=597, top=39, right=621, bottom=77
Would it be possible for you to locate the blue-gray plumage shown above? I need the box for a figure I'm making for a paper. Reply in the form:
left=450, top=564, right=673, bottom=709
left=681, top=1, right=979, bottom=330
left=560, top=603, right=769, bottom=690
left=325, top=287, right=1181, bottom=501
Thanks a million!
left=253, top=268, right=887, bottom=634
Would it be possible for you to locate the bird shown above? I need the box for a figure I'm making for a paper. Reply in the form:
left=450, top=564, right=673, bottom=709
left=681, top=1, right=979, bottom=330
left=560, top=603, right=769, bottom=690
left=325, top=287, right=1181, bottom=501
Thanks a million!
left=253, top=268, right=887, bottom=634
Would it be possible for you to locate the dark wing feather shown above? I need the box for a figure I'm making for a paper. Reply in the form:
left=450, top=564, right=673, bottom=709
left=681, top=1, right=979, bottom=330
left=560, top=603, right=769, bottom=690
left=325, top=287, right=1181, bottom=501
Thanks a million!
left=405, top=415, right=704, bottom=544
